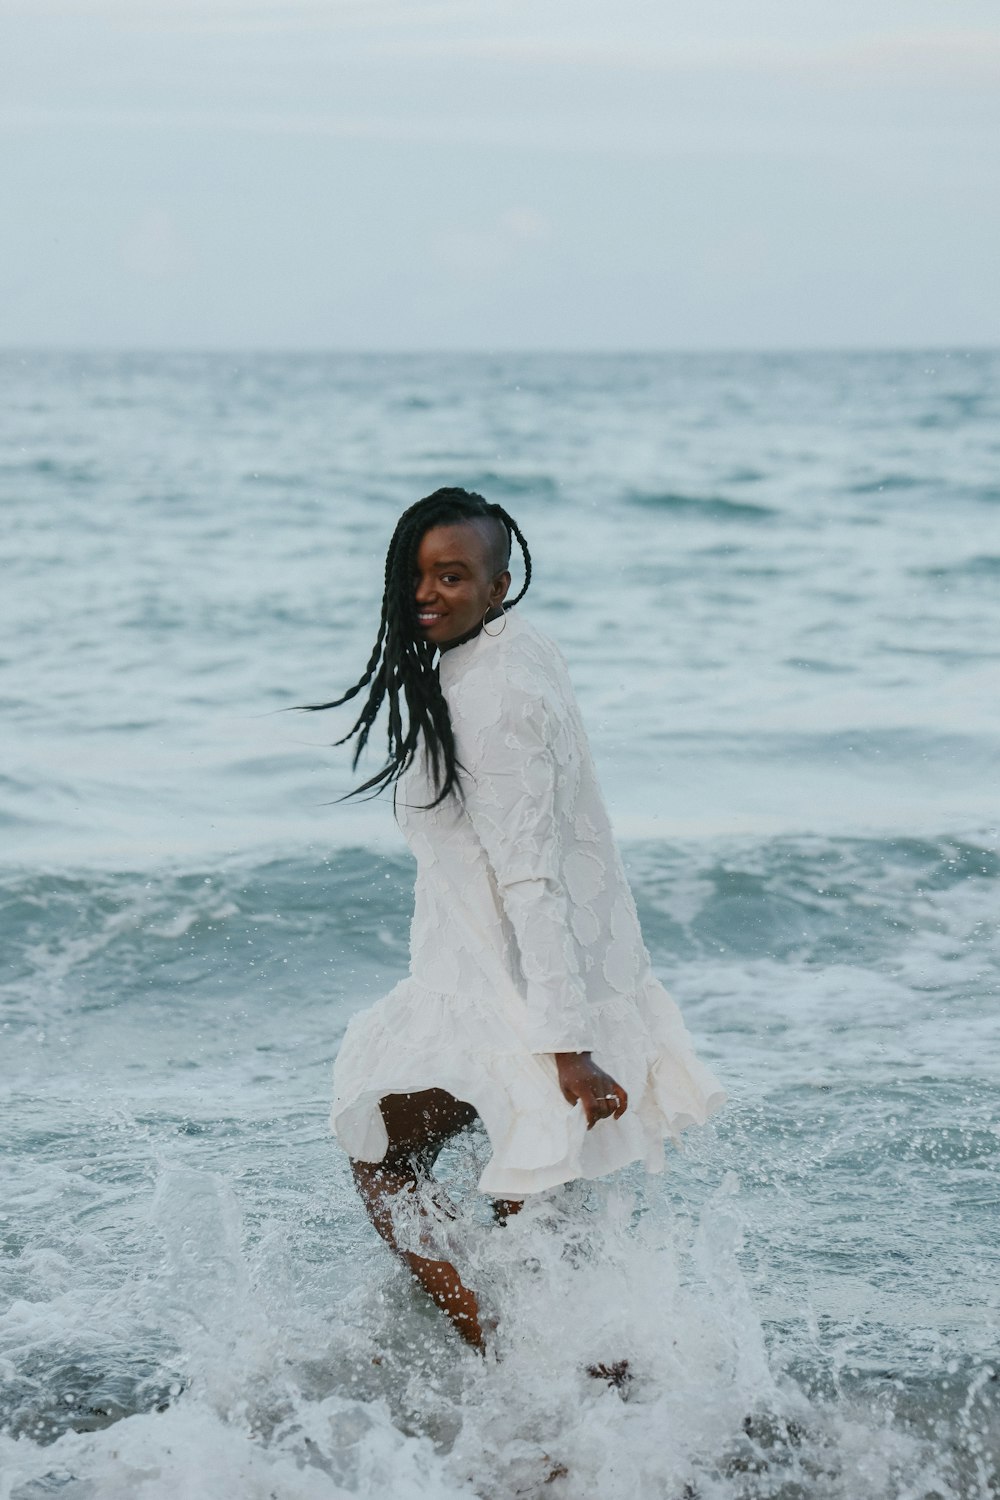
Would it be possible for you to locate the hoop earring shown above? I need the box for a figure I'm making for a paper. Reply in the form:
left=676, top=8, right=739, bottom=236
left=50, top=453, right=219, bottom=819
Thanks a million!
left=482, top=606, right=507, bottom=637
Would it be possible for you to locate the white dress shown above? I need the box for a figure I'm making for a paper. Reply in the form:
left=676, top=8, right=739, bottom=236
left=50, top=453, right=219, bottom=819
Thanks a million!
left=331, top=612, right=726, bottom=1196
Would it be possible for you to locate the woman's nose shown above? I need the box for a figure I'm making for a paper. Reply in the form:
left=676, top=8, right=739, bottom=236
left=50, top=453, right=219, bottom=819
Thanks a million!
left=414, top=575, right=437, bottom=603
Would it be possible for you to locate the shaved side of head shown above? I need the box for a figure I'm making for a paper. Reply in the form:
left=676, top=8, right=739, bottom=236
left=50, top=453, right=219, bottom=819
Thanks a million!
left=466, top=515, right=512, bottom=578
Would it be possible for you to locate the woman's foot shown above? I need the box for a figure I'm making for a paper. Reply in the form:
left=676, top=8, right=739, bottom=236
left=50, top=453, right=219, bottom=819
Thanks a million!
left=586, top=1359, right=632, bottom=1397
left=491, top=1197, right=524, bottom=1224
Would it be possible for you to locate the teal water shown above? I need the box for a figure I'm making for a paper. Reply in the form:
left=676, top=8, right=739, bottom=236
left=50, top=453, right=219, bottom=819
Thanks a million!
left=1, top=351, right=998, bottom=1498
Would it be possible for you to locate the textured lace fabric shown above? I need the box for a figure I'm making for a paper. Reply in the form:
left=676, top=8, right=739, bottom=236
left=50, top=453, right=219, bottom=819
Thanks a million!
left=331, top=613, right=726, bottom=1196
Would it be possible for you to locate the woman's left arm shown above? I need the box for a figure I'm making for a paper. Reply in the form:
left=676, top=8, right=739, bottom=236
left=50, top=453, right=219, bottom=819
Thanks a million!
left=457, top=681, right=593, bottom=1053
left=455, top=676, right=628, bottom=1121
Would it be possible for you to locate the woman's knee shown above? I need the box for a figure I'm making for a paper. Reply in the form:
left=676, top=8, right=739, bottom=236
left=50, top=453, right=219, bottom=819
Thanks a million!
left=378, top=1089, right=477, bottom=1154
left=350, top=1089, right=478, bottom=1245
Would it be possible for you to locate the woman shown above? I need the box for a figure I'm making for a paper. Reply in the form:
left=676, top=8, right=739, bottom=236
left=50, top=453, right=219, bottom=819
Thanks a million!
left=310, top=488, right=725, bottom=1349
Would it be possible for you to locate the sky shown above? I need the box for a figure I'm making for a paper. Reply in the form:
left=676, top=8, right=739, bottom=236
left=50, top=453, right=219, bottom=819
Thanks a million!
left=1, top=0, right=999, bottom=350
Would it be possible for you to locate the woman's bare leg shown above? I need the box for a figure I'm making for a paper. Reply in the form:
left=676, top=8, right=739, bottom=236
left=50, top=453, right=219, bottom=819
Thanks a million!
left=350, top=1088, right=486, bottom=1348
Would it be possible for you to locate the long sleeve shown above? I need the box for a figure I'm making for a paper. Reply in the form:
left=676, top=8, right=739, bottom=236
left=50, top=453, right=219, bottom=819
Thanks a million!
left=452, top=677, right=595, bottom=1054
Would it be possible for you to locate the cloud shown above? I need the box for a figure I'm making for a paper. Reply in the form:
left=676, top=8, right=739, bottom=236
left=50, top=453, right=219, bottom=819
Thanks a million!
left=0, top=0, right=493, bottom=30
left=2, top=93, right=989, bottom=166
left=379, top=28, right=1000, bottom=85
left=431, top=207, right=552, bottom=281
left=6, top=0, right=998, bottom=85
left=833, top=30, right=1000, bottom=85
left=499, top=207, right=550, bottom=243
left=120, top=209, right=195, bottom=279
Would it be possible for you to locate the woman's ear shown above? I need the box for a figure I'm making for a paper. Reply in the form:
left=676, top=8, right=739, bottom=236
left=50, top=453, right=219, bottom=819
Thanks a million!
left=491, top=570, right=512, bottom=606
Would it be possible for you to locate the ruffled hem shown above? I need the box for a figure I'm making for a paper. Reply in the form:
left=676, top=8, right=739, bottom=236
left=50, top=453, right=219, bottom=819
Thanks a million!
left=331, top=974, right=726, bottom=1197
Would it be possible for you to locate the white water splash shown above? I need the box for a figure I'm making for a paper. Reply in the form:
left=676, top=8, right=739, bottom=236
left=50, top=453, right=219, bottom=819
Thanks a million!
left=4, top=1162, right=984, bottom=1500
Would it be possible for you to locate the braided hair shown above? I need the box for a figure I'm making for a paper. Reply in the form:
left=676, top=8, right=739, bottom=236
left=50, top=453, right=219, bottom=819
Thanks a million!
left=304, top=488, right=532, bottom=806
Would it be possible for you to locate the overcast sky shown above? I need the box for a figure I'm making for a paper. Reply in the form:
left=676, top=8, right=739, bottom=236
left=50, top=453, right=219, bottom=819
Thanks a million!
left=2, top=0, right=998, bottom=350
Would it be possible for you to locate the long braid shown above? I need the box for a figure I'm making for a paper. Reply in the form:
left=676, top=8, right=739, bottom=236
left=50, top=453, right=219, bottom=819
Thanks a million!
left=493, top=506, right=532, bottom=605
left=301, top=488, right=532, bottom=805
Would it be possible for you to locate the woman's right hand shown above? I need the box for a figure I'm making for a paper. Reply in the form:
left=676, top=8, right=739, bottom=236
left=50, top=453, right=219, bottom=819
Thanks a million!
left=554, top=1051, right=628, bottom=1128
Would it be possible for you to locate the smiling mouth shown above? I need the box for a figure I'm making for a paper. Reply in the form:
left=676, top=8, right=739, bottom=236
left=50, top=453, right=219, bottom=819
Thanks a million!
left=416, top=611, right=444, bottom=626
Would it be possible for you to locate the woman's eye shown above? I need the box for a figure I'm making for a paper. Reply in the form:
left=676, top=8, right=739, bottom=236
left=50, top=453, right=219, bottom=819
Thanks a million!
left=441, top=574, right=461, bottom=585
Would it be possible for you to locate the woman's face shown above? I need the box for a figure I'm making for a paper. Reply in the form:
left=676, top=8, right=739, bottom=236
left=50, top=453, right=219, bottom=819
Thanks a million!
left=414, top=522, right=510, bottom=650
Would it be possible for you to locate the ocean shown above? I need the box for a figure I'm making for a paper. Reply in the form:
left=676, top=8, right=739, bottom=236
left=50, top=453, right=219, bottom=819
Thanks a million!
left=1, top=349, right=998, bottom=1498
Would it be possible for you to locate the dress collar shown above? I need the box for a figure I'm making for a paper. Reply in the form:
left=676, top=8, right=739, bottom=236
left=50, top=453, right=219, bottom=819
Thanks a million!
left=438, top=610, right=519, bottom=680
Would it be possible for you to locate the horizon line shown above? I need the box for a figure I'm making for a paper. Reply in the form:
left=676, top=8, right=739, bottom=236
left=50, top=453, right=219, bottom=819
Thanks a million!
left=2, top=343, right=998, bottom=359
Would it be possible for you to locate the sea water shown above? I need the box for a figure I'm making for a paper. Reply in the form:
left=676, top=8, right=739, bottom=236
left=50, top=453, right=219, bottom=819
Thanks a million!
left=1, top=350, right=998, bottom=1497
